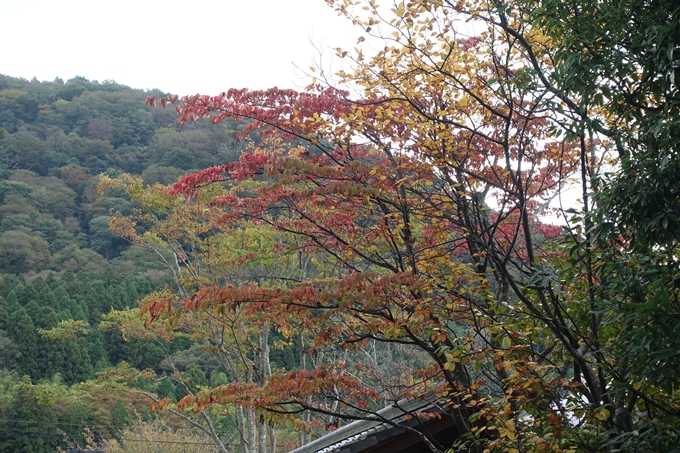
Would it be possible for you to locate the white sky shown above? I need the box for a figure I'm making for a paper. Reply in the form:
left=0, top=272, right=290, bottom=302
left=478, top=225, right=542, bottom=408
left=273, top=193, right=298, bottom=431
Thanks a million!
left=0, top=0, right=361, bottom=95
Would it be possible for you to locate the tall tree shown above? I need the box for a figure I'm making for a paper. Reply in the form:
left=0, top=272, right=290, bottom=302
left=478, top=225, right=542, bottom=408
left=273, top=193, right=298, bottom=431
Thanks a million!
left=6, top=308, right=39, bottom=380
left=138, top=1, right=680, bottom=452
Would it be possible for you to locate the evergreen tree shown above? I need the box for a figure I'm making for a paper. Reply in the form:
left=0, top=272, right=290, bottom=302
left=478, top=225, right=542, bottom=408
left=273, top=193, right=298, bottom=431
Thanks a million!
left=61, top=267, right=76, bottom=284
left=76, top=270, right=91, bottom=285
left=61, top=338, right=93, bottom=384
left=35, top=307, right=64, bottom=379
left=12, top=283, right=26, bottom=305
left=38, top=286, right=58, bottom=311
left=5, top=291, right=20, bottom=312
left=110, top=398, right=131, bottom=429
left=23, top=300, right=40, bottom=325
left=0, top=379, right=60, bottom=453
left=6, top=308, right=39, bottom=380
left=133, top=276, right=153, bottom=296
left=0, top=330, right=20, bottom=371
left=103, top=265, right=120, bottom=287
left=121, top=338, right=164, bottom=370
left=101, top=287, right=117, bottom=313
left=0, top=295, right=7, bottom=330
left=156, top=375, right=177, bottom=402
left=124, top=277, right=139, bottom=305
left=103, top=328, right=126, bottom=365
left=111, top=285, right=130, bottom=310
left=88, top=330, right=110, bottom=371
left=35, top=306, right=67, bottom=380
left=52, top=286, right=72, bottom=312
left=60, top=400, right=93, bottom=448
left=2, top=274, right=15, bottom=288
left=20, top=284, right=39, bottom=306
left=70, top=303, right=87, bottom=322
left=34, top=305, right=58, bottom=329
left=184, top=364, right=208, bottom=394
left=44, top=272, right=57, bottom=290
left=63, top=276, right=84, bottom=297
left=88, top=281, right=112, bottom=314
left=28, top=276, right=44, bottom=294
left=88, top=307, right=102, bottom=325
left=72, top=295, right=90, bottom=321
left=209, top=370, right=229, bottom=388
left=57, top=309, right=73, bottom=321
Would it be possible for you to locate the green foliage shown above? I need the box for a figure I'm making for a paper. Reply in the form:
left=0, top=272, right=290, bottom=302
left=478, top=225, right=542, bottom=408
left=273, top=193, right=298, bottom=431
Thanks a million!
left=84, top=197, right=132, bottom=223
left=5, top=309, right=39, bottom=380
left=523, top=0, right=680, bottom=449
left=88, top=216, right=128, bottom=258
left=0, top=72, right=249, bottom=296
left=141, top=164, right=187, bottom=186
left=183, top=364, right=208, bottom=395
left=61, top=132, right=116, bottom=168
left=0, top=331, right=20, bottom=370
left=0, top=132, right=58, bottom=175
left=110, top=398, right=131, bottom=430
left=155, top=376, right=177, bottom=402
left=529, top=0, right=680, bottom=249
left=0, top=180, right=32, bottom=203
left=9, top=170, right=76, bottom=220
left=0, top=379, right=59, bottom=453
left=50, top=244, right=108, bottom=274
left=0, top=230, right=49, bottom=274
left=159, top=147, right=197, bottom=170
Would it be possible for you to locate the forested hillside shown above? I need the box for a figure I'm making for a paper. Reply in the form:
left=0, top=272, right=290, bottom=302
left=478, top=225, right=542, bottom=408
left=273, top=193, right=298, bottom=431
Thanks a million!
left=0, top=74, right=273, bottom=452
left=0, top=73, right=251, bottom=275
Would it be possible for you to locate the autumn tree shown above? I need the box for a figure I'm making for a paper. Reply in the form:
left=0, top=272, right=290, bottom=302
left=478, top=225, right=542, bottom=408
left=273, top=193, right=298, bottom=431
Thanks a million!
left=135, top=1, right=680, bottom=452
left=100, top=161, right=315, bottom=453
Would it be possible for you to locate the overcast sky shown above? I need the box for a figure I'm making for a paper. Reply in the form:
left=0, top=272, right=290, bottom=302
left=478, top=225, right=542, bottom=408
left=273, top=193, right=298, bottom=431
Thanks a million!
left=0, top=0, right=360, bottom=95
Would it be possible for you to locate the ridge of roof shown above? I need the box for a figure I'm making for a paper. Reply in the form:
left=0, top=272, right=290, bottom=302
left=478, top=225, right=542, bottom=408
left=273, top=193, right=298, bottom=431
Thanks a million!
left=288, top=396, right=439, bottom=453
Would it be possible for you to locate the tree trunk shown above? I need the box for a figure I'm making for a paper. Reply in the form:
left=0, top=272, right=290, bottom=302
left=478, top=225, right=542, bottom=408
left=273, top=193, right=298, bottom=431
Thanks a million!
left=246, top=406, right=257, bottom=453
left=268, top=422, right=277, bottom=453
left=297, top=332, right=311, bottom=447
left=237, top=404, right=249, bottom=453
left=257, top=418, right=267, bottom=453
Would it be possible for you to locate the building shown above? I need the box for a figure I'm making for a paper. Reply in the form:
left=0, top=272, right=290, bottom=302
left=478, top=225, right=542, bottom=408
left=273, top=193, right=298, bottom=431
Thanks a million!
left=288, top=398, right=459, bottom=453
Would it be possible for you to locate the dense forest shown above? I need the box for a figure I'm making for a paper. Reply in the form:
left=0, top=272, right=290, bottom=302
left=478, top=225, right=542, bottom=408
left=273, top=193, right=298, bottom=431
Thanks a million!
left=0, top=73, right=252, bottom=274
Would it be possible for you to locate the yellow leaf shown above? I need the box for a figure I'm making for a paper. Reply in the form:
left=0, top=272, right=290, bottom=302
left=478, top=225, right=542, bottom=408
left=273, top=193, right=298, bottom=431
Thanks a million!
left=594, top=408, right=610, bottom=421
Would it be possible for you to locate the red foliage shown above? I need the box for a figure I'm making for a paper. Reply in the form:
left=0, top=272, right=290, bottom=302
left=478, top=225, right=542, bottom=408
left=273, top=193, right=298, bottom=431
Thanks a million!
left=142, top=76, right=578, bottom=428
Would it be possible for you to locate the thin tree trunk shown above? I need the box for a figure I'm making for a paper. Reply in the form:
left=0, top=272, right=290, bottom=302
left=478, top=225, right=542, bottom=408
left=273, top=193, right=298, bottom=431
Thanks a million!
left=236, top=404, right=249, bottom=453
left=268, top=422, right=277, bottom=453
left=297, top=332, right=311, bottom=446
left=246, top=406, right=257, bottom=453
left=258, top=418, right=267, bottom=453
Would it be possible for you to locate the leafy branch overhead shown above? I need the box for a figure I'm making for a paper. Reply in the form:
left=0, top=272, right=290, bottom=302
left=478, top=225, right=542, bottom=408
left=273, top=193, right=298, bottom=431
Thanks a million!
left=136, top=1, right=680, bottom=452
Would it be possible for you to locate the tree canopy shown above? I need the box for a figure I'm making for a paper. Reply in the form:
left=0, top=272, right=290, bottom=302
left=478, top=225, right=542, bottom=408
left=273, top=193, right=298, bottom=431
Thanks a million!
left=137, top=1, right=680, bottom=452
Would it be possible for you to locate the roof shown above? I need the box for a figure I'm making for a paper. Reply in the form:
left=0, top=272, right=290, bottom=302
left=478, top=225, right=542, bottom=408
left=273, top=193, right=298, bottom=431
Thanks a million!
left=288, top=397, right=458, bottom=453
